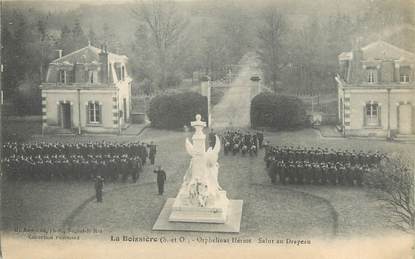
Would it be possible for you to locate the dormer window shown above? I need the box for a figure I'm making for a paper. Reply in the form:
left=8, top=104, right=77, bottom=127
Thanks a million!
left=367, top=68, right=377, bottom=83
left=58, top=70, right=73, bottom=84
left=400, top=66, right=410, bottom=83
left=121, top=66, right=125, bottom=81
left=87, top=70, right=98, bottom=84
left=59, top=70, right=66, bottom=84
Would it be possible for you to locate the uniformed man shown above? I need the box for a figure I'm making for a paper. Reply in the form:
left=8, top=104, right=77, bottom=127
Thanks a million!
left=329, top=163, right=338, bottom=185
left=131, top=156, right=142, bottom=183
left=280, top=161, right=287, bottom=185
left=268, top=158, right=277, bottom=184
left=296, top=161, right=304, bottom=184
left=148, top=141, right=157, bottom=165
left=337, top=162, right=346, bottom=185
left=345, top=162, right=353, bottom=185
left=154, top=165, right=167, bottom=195
left=288, top=161, right=295, bottom=184
left=208, top=129, right=216, bottom=148
left=321, top=162, right=328, bottom=185
left=140, top=143, right=148, bottom=165
left=94, top=175, right=104, bottom=202
left=257, top=130, right=264, bottom=149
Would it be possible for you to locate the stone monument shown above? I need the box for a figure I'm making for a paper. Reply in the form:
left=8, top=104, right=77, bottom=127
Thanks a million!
left=153, top=114, right=243, bottom=232
left=169, top=114, right=228, bottom=223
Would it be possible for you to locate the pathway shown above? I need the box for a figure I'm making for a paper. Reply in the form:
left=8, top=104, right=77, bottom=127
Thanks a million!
left=211, top=53, right=261, bottom=128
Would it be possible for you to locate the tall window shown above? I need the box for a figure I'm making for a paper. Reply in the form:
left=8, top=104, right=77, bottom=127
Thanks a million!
left=58, top=70, right=66, bottom=84
left=365, top=102, right=380, bottom=126
left=367, top=69, right=377, bottom=83
left=115, top=67, right=122, bottom=81
left=87, top=70, right=98, bottom=84
left=88, top=101, right=101, bottom=123
left=400, top=66, right=410, bottom=83
left=121, top=66, right=125, bottom=81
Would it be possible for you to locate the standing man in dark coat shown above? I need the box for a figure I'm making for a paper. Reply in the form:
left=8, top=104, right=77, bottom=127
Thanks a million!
left=208, top=129, right=216, bottom=148
left=257, top=130, right=264, bottom=149
left=154, top=165, right=166, bottom=195
left=141, top=143, right=148, bottom=165
left=148, top=141, right=157, bottom=165
left=130, top=156, right=142, bottom=183
left=94, top=175, right=104, bottom=202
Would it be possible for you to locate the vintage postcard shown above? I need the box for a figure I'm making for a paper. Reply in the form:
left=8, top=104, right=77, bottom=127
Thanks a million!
left=0, top=0, right=414, bottom=258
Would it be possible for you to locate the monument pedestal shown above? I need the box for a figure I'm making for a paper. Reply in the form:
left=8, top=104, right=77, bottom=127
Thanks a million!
left=153, top=198, right=243, bottom=233
left=169, top=191, right=229, bottom=223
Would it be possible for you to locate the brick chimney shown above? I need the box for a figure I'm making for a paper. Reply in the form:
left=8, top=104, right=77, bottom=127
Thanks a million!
left=99, top=44, right=109, bottom=84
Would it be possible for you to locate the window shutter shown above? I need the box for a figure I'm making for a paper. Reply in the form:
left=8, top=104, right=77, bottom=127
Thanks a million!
left=378, top=106, right=382, bottom=126
left=376, top=68, right=380, bottom=83
left=70, top=104, right=74, bottom=128
left=363, top=105, right=366, bottom=126
left=99, top=103, right=103, bottom=124
left=57, top=103, right=61, bottom=126
left=86, top=104, right=89, bottom=124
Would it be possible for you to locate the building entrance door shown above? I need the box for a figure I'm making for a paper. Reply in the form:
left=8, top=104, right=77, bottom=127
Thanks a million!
left=61, top=103, right=71, bottom=129
left=398, top=104, right=412, bottom=134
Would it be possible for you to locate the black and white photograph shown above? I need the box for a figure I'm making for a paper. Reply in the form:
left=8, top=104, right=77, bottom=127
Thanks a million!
left=0, top=0, right=414, bottom=258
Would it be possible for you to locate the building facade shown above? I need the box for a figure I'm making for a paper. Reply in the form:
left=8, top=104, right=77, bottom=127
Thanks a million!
left=336, top=40, right=415, bottom=138
left=40, top=44, right=132, bottom=134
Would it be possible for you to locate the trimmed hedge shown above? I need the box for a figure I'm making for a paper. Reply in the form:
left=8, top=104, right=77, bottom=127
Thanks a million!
left=250, top=92, right=308, bottom=130
left=148, top=92, right=208, bottom=129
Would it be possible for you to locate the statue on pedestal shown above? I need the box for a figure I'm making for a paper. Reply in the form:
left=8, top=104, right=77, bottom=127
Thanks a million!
left=169, top=114, right=229, bottom=223
left=184, top=115, right=223, bottom=207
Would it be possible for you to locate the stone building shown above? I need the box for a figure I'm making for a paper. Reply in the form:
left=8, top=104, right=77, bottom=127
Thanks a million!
left=336, top=40, right=415, bottom=138
left=40, top=44, right=132, bottom=134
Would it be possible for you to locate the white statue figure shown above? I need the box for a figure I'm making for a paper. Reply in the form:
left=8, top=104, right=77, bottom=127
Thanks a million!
left=181, top=115, right=224, bottom=207
left=168, top=114, right=232, bottom=224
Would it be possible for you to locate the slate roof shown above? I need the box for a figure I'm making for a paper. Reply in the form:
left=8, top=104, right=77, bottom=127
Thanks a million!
left=361, top=40, right=415, bottom=61
left=50, top=45, right=128, bottom=65
left=339, top=40, right=415, bottom=62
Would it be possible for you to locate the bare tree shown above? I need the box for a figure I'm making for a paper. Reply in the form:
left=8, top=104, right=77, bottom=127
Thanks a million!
left=256, top=8, right=286, bottom=93
left=132, top=0, right=187, bottom=91
left=367, top=154, right=415, bottom=232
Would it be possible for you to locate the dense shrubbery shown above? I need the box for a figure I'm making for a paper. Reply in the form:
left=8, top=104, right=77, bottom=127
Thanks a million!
left=250, top=92, right=308, bottom=130
left=148, top=92, right=208, bottom=129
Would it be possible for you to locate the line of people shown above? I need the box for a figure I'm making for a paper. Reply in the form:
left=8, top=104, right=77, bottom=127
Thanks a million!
left=216, top=129, right=264, bottom=156
left=2, top=141, right=150, bottom=158
left=265, top=145, right=386, bottom=167
left=1, top=141, right=158, bottom=182
left=265, top=145, right=386, bottom=186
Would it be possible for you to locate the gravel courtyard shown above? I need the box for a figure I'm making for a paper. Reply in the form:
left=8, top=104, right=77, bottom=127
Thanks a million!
left=3, top=127, right=412, bottom=241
